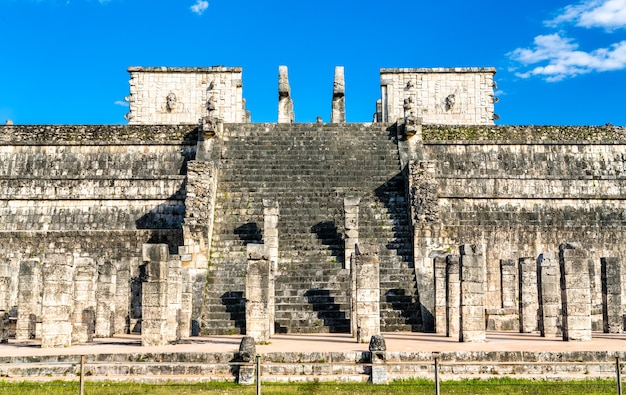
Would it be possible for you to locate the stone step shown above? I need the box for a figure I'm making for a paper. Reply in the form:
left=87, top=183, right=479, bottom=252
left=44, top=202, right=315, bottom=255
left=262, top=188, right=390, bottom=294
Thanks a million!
left=204, top=124, right=416, bottom=334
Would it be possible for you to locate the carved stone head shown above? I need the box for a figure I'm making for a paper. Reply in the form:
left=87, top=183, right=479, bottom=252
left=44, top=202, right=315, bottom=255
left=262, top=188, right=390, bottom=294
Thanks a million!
left=207, top=95, right=217, bottom=112
left=166, top=92, right=177, bottom=112
left=445, top=94, right=456, bottom=110
left=403, top=96, right=414, bottom=115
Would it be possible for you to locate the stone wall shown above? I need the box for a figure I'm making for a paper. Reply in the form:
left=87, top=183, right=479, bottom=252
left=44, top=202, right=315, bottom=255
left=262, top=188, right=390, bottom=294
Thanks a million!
left=1, top=121, right=626, bottom=341
left=419, top=135, right=626, bottom=314
left=126, top=67, right=248, bottom=124
left=379, top=68, right=496, bottom=125
left=0, top=125, right=191, bottom=342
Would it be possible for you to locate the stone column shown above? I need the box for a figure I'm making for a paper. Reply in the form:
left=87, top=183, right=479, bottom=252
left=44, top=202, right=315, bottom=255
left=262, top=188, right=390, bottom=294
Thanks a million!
left=0, top=310, right=8, bottom=343
left=538, top=252, right=562, bottom=337
left=41, top=254, right=75, bottom=348
left=114, top=259, right=131, bottom=335
left=344, top=196, right=360, bottom=336
left=344, top=196, right=360, bottom=270
left=16, top=259, right=41, bottom=340
left=245, top=244, right=271, bottom=343
left=559, top=243, right=592, bottom=341
left=601, top=257, right=622, bottom=333
left=263, top=200, right=279, bottom=336
left=167, top=258, right=183, bottom=343
left=409, top=161, right=440, bottom=333
left=141, top=244, right=170, bottom=347
left=331, top=66, right=345, bottom=123
left=95, top=260, right=116, bottom=338
left=180, top=268, right=193, bottom=338
left=190, top=268, right=207, bottom=336
left=353, top=246, right=380, bottom=344
left=518, top=257, right=538, bottom=333
left=446, top=254, right=460, bottom=338
left=369, top=334, right=387, bottom=385
left=459, top=244, right=485, bottom=343
left=500, top=259, right=517, bottom=309
left=278, top=65, right=294, bottom=123
left=434, top=255, right=447, bottom=334
left=72, top=257, right=96, bottom=344
left=0, top=259, right=10, bottom=313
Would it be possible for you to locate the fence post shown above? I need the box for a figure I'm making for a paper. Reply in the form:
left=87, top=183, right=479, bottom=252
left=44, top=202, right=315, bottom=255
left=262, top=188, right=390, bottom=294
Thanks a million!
left=433, top=352, right=440, bottom=395
left=617, top=357, right=622, bottom=395
left=256, top=354, right=261, bottom=395
left=79, top=355, right=85, bottom=395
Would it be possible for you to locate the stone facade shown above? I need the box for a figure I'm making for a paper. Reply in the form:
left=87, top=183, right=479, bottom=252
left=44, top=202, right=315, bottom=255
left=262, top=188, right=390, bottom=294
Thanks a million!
left=1, top=65, right=626, bottom=347
left=378, top=68, right=496, bottom=125
left=127, top=67, right=248, bottom=124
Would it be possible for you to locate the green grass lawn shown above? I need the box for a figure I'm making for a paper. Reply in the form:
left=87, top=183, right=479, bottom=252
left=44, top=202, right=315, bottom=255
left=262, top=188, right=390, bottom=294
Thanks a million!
left=0, top=378, right=619, bottom=394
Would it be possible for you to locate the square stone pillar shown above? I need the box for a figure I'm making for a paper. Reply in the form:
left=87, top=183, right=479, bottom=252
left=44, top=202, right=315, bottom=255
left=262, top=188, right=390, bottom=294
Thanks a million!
left=141, top=244, right=170, bottom=347
left=538, top=252, right=562, bottom=337
left=601, top=257, right=622, bottom=333
left=245, top=244, right=271, bottom=343
left=500, top=259, right=517, bottom=309
left=263, top=200, right=279, bottom=336
left=459, top=244, right=485, bottom=343
left=353, top=245, right=380, bottom=343
left=41, top=254, right=75, bottom=348
left=446, top=254, right=460, bottom=338
left=180, top=268, right=193, bottom=338
left=344, top=196, right=360, bottom=335
left=0, top=259, right=10, bottom=313
left=518, top=257, right=538, bottom=333
left=72, top=257, right=96, bottom=344
left=167, top=258, right=183, bottom=343
left=113, top=259, right=131, bottom=335
left=16, top=259, right=40, bottom=341
left=559, top=243, right=592, bottom=341
left=0, top=310, right=8, bottom=343
left=434, top=255, right=447, bottom=334
left=95, top=261, right=116, bottom=338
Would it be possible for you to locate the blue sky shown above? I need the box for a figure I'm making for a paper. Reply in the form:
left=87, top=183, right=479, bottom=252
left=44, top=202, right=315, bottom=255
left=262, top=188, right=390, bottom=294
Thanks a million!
left=1, top=0, right=625, bottom=126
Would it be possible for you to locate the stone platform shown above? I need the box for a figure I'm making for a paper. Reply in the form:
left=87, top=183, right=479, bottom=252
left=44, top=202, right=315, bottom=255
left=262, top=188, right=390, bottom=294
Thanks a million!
left=1, top=331, right=625, bottom=383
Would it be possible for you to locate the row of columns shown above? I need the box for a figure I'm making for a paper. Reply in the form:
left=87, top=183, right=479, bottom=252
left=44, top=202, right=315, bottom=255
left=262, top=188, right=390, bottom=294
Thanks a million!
left=0, top=246, right=194, bottom=348
left=435, top=242, right=623, bottom=342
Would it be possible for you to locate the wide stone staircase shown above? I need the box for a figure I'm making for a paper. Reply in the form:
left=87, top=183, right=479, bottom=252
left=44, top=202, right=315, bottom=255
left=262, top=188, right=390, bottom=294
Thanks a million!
left=201, top=123, right=420, bottom=335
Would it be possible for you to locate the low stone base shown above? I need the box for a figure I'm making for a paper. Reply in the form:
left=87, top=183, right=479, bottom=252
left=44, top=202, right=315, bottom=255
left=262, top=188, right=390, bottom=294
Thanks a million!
left=238, top=364, right=255, bottom=385
left=371, top=365, right=388, bottom=384
left=486, top=309, right=519, bottom=331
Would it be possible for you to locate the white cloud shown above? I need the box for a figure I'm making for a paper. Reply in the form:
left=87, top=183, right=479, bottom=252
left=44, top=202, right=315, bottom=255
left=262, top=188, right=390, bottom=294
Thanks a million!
left=547, top=0, right=626, bottom=30
left=509, top=1, right=626, bottom=81
left=114, top=100, right=129, bottom=107
left=190, top=0, right=208, bottom=15
left=509, top=33, right=626, bottom=81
